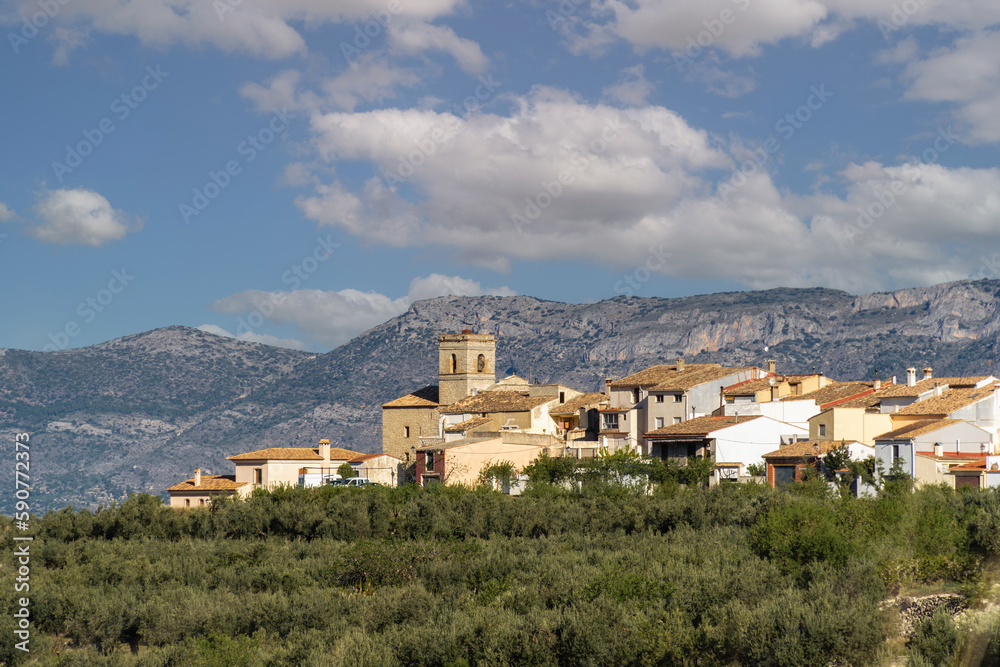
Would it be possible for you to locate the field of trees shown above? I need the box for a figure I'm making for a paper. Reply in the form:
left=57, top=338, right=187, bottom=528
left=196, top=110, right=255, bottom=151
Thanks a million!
left=5, top=456, right=1000, bottom=666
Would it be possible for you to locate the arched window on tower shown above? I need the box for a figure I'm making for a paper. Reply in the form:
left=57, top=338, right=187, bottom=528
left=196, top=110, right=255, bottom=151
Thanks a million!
left=451, top=354, right=457, bottom=373
left=477, top=354, right=486, bottom=373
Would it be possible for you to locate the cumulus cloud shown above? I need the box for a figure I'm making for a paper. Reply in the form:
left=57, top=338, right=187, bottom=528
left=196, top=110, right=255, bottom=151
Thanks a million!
left=602, top=65, right=654, bottom=105
left=901, top=30, right=1000, bottom=144
left=210, top=274, right=515, bottom=348
left=0, top=202, right=16, bottom=222
left=23, top=188, right=141, bottom=246
left=9, top=0, right=471, bottom=61
left=388, top=22, right=488, bottom=74
left=284, top=86, right=1000, bottom=292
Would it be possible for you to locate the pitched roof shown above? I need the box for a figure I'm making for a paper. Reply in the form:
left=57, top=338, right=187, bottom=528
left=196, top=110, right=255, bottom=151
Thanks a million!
left=228, top=447, right=322, bottom=461
left=383, top=385, right=439, bottom=408
left=417, top=436, right=500, bottom=452
left=549, top=392, right=607, bottom=416
left=167, top=474, right=248, bottom=493
left=876, top=378, right=946, bottom=398
left=349, top=453, right=402, bottom=463
left=763, top=440, right=854, bottom=459
left=723, top=376, right=786, bottom=396
left=782, top=381, right=876, bottom=407
left=444, top=416, right=493, bottom=433
left=875, top=419, right=962, bottom=440
left=893, top=386, right=998, bottom=416
left=439, top=391, right=555, bottom=414
left=644, top=415, right=761, bottom=438
left=650, top=366, right=756, bottom=392
left=609, top=364, right=719, bottom=388
left=949, top=458, right=987, bottom=471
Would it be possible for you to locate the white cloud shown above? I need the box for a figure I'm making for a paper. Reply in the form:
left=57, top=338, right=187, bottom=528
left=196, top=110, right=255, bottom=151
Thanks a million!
left=901, top=30, right=1000, bottom=143
left=602, top=65, right=654, bottom=105
left=196, top=324, right=309, bottom=351
left=0, top=202, right=16, bottom=222
left=388, top=22, right=488, bottom=74
left=26, top=188, right=140, bottom=246
left=285, top=87, right=1000, bottom=292
left=210, top=274, right=515, bottom=348
left=12, top=0, right=471, bottom=61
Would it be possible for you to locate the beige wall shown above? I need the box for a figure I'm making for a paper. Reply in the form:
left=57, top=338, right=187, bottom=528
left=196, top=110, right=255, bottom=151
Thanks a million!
left=382, top=405, right=440, bottom=463
left=809, top=408, right=893, bottom=445
left=352, top=455, right=403, bottom=485
left=914, top=455, right=952, bottom=488
left=440, top=440, right=549, bottom=487
left=169, top=487, right=250, bottom=509
left=438, top=334, right=497, bottom=406
left=234, top=460, right=326, bottom=489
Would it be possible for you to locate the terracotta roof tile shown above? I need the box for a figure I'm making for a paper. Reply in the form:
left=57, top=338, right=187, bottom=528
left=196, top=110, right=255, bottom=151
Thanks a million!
left=782, top=381, right=876, bottom=407
left=763, top=440, right=857, bottom=459
left=383, top=385, right=439, bottom=408
left=167, top=474, right=248, bottom=492
left=228, top=447, right=323, bottom=461
left=644, top=415, right=760, bottom=438
left=894, top=386, right=998, bottom=416
left=549, top=392, right=607, bottom=416
left=444, top=416, right=493, bottom=433
left=609, top=364, right=719, bottom=388
left=440, top=391, right=555, bottom=414
left=875, top=419, right=962, bottom=440
left=650, top=366, right=757, bottom=392
left=349, top=453, right=401, bottom=463
left=723, top=376, right=786, bottom=396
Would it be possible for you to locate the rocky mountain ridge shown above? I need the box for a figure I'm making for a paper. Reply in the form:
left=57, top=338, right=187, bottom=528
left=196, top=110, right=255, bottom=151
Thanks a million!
left=4, top=279, right=1000, bottom=513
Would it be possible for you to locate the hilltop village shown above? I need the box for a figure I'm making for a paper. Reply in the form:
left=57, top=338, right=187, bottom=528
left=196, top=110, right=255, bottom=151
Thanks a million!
left=167, top=330, right=1000, bottom=504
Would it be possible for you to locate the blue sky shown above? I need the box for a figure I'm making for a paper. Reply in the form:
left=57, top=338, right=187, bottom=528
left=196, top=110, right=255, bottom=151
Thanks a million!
left=1, top=0, right=999, bottom=352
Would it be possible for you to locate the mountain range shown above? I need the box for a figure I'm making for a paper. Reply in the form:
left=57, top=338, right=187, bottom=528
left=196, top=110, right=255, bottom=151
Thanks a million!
left=5, top=279, right=1000, bottom=513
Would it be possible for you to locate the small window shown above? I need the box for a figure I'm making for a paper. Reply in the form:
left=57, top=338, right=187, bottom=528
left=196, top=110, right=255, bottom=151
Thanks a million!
left=426, top=452, right=436, bottom=471
left=603, top=414, right=619, bottom=431
left=725, top=396, right=735, bottom=404
left=404, top=426, right=410, bottom=438
left=893, top=444, right=900, bottom=461
left=451, top=354, right=457, bottom=373
left=254, top=468, right=263, bottom=484
left=673, top=417, right=682, bottom=424
left=632, top=389, right=640, bottom=404
left=199, top=499, right=206, bottom=506
left=673, top=394, right=682, bottom=403
left=559, top=391, right=565, bottom=403
left=656, top=394, right=664, bottom=403
left=477, top=354, right=486, bottom=372
left=819, top=424, right=827, bottom=437
left=184, top=499, right=190, bottom=507
left=655, top=417, right=664, bottom=428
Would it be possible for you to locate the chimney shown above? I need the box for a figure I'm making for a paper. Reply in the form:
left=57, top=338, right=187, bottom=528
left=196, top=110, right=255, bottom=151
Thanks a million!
left=319, top=438, right=331, bottom=463
left=891, top=375, right=897, bottom=386
left=923, top=367, right=933, bottom=380
left=906, top=367, right=917, bottom=387
left=934, top=381, right=943, bottom=397
left=677, top=357, right=685, bottom=372
left=766, top=359, right=776, bottom=374
left=604, top=376, right=612, bottom=397
left=874, top=378, right=881, bottom=390
left=934, top=442, right=943, bottom=457
left=194, top=468, right=201, bottom=486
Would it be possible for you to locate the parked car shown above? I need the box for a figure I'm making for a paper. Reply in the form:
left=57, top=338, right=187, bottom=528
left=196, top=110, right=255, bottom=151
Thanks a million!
left=341, top=477, right=372, bottom=487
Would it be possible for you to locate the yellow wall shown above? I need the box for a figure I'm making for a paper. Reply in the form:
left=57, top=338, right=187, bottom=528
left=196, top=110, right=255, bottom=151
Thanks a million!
left=809, top=408, right=894, bottom=445
left=382, top=405, right=441, bottom=463
left=441, top=441, right=551, bottom=487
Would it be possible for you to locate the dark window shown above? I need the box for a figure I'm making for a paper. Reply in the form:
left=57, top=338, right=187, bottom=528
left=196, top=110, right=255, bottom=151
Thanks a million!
left=559, top=391, right=565, bottom=403
left=892, top=444, right=900, bottom=461
left=451, top=354, right=457, bottom=373
left=404, top=426, right=410, bottom=438
left=774, top=465, right=796, bottom=487
left=656, top=394, right=664, bottom=403
left=819, top=424, right=827, bottom=437
left=426, top=452, right=436, bottom=471
left=253, top=469, right=262, bottom=484
left=477, top=354, right=486, bottom=372
left=632, top=389, right=640, bottom=404
left=184, top=499, right=190, bottom=507
left=673, top=394, right=682, bottom=403
left=602, top=414, right=619, bottom=431
left=199, top=499, right=206, bottom=506
left=423, top=475, right=440, bottom=487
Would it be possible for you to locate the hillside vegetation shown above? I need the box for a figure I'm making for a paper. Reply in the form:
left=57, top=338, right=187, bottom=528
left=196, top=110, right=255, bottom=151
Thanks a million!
left=6, top=473, right=1000, bottom=665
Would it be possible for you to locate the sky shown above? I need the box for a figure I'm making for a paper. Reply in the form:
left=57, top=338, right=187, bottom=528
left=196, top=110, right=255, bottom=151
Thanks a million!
left=1, top=0, right=999, bottom=352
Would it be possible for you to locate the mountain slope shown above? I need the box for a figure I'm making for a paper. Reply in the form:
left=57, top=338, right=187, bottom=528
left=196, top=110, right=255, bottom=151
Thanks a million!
left=5, top=280, right=1000, bottom=513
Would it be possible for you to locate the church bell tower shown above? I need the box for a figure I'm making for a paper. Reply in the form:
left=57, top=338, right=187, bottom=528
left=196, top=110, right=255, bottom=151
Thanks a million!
left=438, top=330, right=496, bottom=406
